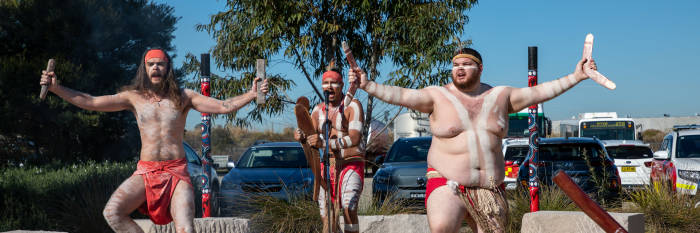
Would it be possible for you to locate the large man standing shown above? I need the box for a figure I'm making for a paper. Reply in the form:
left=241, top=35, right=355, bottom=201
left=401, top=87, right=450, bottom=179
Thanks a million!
left=39, top=49, right=268, bottom=233
left=350, top=47, right=603, bottom=233
left=294, top=68, right=365, bottom=233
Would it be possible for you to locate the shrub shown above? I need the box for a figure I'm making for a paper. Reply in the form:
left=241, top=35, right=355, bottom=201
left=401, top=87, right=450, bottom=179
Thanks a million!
left=0, top=161, right=135, bottom=232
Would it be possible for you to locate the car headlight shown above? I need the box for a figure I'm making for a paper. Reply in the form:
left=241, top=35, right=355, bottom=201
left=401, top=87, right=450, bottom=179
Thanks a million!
left=375, top=175, right=390, bottom=184
left=221, top=180, right=241, bottom=190
left=678, top=170, right=700, bottom=182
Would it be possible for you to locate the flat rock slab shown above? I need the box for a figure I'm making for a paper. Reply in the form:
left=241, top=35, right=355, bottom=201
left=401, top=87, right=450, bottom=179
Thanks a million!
left=2, top=231, right=68, bottom=233
left=136, top=214, right=473, bottom=233
left=521, top=211, right=644, bottom=233
left=136, top=217, right=251, bottom=233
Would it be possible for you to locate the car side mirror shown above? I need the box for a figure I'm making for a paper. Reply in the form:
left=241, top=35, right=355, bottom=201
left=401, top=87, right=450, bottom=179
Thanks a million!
left=374, top=155, right=385, bottom=165
left=227, top=161, right=235, bottom=169
left=653, top=151, right=670, bottom=160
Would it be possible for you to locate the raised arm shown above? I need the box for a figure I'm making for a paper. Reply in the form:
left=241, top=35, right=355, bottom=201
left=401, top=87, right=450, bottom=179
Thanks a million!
left=187, top=78, right=268, bottom=114
left=349, top=68, right=434, bottom=113
left=40, top=71, right=131, bottom=112
left=509, top=58, right=595, bottom=113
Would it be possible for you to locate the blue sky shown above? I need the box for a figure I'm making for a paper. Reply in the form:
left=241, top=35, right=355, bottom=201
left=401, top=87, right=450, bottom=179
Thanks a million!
left=154, top=0, right=700, bottom=131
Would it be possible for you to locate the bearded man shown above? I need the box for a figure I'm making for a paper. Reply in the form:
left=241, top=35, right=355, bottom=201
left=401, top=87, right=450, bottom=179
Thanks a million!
left=40, top=48, right=268, bottom=233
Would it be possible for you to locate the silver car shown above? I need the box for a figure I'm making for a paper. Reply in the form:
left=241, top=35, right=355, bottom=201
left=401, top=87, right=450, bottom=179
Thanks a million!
left=372, top=137, right=431, bottom=206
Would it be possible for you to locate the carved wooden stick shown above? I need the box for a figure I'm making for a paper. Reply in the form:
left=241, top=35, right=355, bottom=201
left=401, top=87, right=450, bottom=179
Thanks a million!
left=341, top=41, right=359, bottom=108
left=553, top=170, right=628, bottom=233
left=256, top=59, right=266, bottom=104
left=39, top=59, right=55, bottom=100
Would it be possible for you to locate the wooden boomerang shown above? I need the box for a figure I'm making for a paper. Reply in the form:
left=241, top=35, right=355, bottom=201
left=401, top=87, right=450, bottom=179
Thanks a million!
left=39, top=59, right=55, bottom=100
left=294, top=97, right=324, bottom=201
left=582, top=34, right=616, bottom=90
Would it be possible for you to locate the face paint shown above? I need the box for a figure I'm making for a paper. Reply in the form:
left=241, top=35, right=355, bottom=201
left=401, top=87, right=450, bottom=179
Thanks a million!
left=452, top=64, right=479, bottom=71
left=322, top=83, right=341, bottom=89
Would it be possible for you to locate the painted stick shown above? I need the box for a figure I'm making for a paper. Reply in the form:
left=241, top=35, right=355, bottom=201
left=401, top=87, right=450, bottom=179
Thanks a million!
left=256, top=59, right=266, bottom=104
left=341, top=41, right=359, bottom=108
left=39, top=59, right=55, bottom=100
left=553, top=170, right=628, bottom=233
left=527, top=46, right=540, bottom=212
left=582, top=34, right=616, bottom=90
left=199, top=53, right=213, bottom=218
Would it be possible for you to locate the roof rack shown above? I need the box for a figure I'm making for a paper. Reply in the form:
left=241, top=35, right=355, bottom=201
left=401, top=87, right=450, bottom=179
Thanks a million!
left=673, top=124, right=700, bottom=131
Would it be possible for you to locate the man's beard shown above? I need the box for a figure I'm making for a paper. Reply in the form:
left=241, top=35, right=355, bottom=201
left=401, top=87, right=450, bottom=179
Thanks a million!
left=453, top=75, right=479, bottom=90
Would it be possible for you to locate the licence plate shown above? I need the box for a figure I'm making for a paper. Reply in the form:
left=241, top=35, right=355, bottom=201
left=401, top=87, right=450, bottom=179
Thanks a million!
left=621, top=166, right=636, bottom=172
left=410, top=193, right=425, bottom=198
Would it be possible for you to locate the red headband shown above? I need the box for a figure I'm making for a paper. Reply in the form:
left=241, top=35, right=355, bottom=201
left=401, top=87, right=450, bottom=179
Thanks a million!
left=322, top=70, right=343, bottom=83
left=144, top=49, right=168, bottom=63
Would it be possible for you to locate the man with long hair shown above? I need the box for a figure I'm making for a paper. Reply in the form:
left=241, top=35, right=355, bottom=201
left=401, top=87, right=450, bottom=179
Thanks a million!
left=294, top=66, right=365, bottom=233
left=39, top=48, right=268, bottom=233
left=349, top=47, right=606, bottom=233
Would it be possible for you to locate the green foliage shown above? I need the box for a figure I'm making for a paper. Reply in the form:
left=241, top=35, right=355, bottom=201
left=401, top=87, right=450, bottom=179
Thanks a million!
left=642, top=129, right=666, bottom=151
left=180, top=53, right=295, bottom=127
left=0, top=0, right=178, bottom=165
left=249, top=194, right=322, bottom=233
left=506, top=185, right=578, bottom=233
left=626, top=185, right=700, bottom=233
left=195, top=0, right=478, bottom=139
left=0, top=161, right=135, bottom=232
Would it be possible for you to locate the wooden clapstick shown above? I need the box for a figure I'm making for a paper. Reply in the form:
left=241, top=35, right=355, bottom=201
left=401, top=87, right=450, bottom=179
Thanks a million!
left=341, top=41, right=359, bottom=108
left=553, top=170, right=628, bottom=233
left=582, top=34, right=616, bottom=90
left=294, top=96, right=323, bottom=201
left=39, top=59, right=55, bottom=100
left=256, top=59, right=266, bottom=104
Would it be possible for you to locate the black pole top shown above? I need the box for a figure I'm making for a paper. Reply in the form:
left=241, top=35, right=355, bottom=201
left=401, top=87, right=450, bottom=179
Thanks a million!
left=200, top=53, right=210, bottom=76
left=528, top=46, right=537, bottom=70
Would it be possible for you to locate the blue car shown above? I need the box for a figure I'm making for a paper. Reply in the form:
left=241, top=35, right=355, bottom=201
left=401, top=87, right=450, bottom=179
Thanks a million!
left=373, top=137, right=431, bottom=206
left=219, top=142, right=313, bottom=216
left=182, top=142, right=221, bottom=217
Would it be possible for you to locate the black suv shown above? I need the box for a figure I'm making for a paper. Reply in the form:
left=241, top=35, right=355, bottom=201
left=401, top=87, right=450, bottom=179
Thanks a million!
left=517, top=137, right=621, bottom=200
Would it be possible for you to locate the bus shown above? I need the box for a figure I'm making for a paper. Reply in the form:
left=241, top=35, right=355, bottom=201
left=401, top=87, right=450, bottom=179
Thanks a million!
left=578, top=112, right=640, bottom=140
left=507, top=104, right=551, bottom=138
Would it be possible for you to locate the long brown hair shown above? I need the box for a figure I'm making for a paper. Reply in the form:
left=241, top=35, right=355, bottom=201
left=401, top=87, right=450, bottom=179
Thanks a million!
left=121, top=48, right=184, bottom=108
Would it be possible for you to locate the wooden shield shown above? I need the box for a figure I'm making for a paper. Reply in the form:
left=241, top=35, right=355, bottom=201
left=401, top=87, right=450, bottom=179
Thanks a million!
left=295, top=97, right=323, bottom=201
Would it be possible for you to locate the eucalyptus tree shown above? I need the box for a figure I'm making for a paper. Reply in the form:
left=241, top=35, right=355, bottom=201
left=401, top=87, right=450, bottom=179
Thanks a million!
left=197, top=0, right=478, bottom=139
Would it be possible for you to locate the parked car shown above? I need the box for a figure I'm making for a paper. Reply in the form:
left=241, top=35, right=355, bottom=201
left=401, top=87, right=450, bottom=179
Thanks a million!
left=517, top=137, right=621, bottom=200
left=373, top=137, right=431, bottom=206
left=502, top=138, right=529, bottom=190
left=219, top=142, right=313, bottom=216
left=603, top=140, right=653, bottom=189
left=650, top=125, right=700, bottom=196
left=183, top=142, right=221, bottom=217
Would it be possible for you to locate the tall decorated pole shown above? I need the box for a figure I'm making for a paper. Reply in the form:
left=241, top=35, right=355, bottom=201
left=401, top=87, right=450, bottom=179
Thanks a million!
left=527, top=46, right=540, bottom=212
left=199, top=53, right=213, bottom=217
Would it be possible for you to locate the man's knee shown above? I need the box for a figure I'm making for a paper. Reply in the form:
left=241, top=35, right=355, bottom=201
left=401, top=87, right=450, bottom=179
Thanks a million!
left=428, top=217, right=460, bottom=233
left=103, top=205, right=122, bottom=226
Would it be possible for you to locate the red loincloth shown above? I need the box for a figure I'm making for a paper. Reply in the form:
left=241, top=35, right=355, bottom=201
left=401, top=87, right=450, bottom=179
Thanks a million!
left=132, top=158, right=191, bottom=225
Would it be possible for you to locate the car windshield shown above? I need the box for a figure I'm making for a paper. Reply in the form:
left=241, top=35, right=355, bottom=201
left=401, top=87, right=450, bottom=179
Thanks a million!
left=505, top=145, right=529, bottom=163
left=539, top=143, right=605, bottom=161
left=676, top=135, right=700, bottom=158
left=386, top=138, right=431, bottom=162
left=236, top=146, right=308, bottom=168
left=605, top=146, right=653, bottom=159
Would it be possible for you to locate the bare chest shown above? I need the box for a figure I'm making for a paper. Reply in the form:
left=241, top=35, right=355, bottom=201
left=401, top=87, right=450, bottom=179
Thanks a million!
left=133, top=99, right=184, bottom=125
left=430, top=86, right=508, bottom=138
